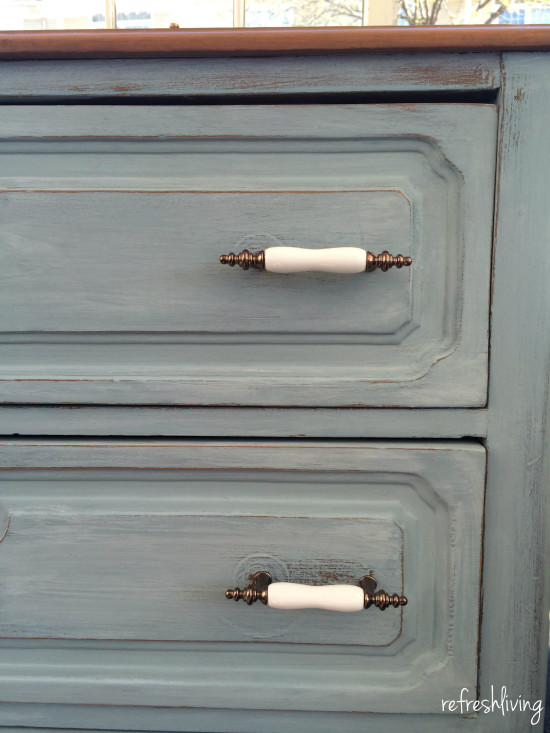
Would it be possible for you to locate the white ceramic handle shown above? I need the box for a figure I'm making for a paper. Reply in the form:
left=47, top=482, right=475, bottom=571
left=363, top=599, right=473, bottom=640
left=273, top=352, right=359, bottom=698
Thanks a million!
left=264, top=246, right=366, bottom=274
left=267, top=582, right=365, bottom=612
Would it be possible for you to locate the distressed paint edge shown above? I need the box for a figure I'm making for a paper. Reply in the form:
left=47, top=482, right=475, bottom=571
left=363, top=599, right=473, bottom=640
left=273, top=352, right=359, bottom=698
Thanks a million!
left=479, top=51, right=550, bottom=733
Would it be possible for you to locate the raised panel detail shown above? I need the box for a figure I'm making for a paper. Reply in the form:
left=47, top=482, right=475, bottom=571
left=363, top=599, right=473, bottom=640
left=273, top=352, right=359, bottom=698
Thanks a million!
left=0, top=441, right=485, bottom=715
left=0, top=513, right=404, bottom=644
left=0, top=104, right=496, bottom=406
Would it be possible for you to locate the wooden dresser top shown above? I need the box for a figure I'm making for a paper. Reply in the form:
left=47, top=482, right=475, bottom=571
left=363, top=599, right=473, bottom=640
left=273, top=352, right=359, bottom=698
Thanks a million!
left=0, top=25, right=550, bottom=60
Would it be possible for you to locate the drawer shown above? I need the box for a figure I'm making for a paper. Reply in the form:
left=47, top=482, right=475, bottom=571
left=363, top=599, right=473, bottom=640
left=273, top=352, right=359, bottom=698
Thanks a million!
left=0, top=103, right=496, bottom=407
left=0, top=440, right=485, bottom=721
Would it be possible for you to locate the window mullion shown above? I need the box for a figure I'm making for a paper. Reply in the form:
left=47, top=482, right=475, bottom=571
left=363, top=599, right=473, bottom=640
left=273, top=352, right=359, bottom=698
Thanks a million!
left=234, top=0, right=246, bottom=27
left=105, top=0, right=117, bottom=28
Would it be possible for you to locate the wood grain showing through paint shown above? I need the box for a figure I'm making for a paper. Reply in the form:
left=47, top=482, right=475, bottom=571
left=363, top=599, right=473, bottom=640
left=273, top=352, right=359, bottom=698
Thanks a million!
left=0, top=27, right=549, bottom=60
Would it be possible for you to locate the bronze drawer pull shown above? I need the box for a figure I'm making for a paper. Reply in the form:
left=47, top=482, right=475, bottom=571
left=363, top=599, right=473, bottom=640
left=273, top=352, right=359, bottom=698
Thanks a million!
left=219, top=247, right=411, bottom=273
left=225, top=571, right=407, bottom=612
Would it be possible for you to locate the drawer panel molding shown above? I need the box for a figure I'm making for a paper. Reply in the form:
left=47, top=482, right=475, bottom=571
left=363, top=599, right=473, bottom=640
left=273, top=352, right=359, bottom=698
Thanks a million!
left=0, top=104, right=497, bottom=407
left=0, top=440, right=485, bottom=715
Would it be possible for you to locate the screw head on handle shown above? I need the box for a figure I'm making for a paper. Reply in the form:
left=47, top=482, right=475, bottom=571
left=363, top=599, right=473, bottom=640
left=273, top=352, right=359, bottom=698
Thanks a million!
left=358, top=572, right=407, bottom=609
left=225, top=571, right=272, bottom=605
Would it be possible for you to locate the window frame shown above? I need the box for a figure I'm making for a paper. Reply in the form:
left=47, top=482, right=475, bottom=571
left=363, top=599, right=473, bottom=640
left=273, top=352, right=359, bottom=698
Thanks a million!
left=102, top=0, right=368, bottom=28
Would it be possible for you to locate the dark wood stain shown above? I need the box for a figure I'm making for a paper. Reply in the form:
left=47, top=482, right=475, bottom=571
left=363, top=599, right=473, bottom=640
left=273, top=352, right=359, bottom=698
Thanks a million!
left=0, top=27, right=549, bottom=60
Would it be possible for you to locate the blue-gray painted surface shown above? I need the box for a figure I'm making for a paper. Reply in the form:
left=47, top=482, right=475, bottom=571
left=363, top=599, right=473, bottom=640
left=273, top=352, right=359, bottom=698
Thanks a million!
left=0, top=49, right=548, bottom=733
left=0, top=103, right=496, bottom=406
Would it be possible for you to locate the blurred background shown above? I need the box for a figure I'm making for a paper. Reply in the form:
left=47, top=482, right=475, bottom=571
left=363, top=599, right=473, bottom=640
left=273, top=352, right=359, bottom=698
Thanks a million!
left=1, top=0, right=550, bottom=31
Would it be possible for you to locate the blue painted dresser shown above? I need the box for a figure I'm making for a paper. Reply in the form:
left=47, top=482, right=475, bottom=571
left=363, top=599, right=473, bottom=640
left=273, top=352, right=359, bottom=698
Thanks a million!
left=0, top=27, right=548, bottom=733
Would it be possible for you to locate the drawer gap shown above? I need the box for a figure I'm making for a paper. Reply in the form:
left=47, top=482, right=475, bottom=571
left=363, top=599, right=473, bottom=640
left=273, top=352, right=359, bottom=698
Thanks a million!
left=0, top=89, right=498, bottom=106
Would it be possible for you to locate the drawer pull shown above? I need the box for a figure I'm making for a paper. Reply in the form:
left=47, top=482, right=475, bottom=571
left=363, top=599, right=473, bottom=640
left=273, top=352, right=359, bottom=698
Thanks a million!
left=219, top=247, right=412, bottom=274
left=225, top=571, right=407, bottom=612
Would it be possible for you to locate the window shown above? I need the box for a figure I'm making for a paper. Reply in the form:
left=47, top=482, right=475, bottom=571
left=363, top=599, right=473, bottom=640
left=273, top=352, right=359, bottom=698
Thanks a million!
left=1, top=0, right=550, bottom=29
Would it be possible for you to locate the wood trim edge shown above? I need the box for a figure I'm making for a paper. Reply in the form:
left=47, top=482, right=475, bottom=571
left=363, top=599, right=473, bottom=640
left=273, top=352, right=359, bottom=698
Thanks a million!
left=0, top=26, right=550, bottom=60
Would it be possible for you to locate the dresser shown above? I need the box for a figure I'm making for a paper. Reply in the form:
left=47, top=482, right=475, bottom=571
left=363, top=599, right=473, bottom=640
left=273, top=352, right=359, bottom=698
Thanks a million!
left=0, top=26, right=549, bottom=733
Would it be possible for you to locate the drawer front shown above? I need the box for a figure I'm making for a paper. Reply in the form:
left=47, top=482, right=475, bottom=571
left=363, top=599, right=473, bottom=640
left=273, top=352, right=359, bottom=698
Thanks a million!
left=0, top=104, right=496, bottom=406
left=0, top=440, right=485, bottom=717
